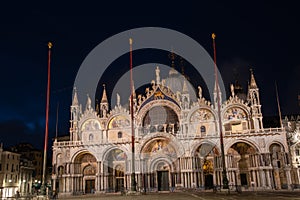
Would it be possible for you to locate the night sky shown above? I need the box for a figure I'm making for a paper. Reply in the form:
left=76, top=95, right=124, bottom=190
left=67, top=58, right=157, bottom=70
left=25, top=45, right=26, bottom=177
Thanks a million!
left=0, top=2, right=299, bottom=150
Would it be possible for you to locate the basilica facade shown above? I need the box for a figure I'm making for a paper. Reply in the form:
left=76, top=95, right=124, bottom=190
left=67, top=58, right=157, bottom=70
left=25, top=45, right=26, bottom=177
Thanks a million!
left=52, top=65, right=295, bottom=196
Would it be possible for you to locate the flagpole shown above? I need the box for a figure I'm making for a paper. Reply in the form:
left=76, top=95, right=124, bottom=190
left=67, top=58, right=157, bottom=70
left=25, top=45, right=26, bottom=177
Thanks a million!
left=42, top=42, right=52, bottom=194
left=212, top=33, right=229, bottom=189
left=129, top=38, right=136, bottom=192
left=55, top=102, right=59, bottom=138
left=275, top=81, right=283, bottom=128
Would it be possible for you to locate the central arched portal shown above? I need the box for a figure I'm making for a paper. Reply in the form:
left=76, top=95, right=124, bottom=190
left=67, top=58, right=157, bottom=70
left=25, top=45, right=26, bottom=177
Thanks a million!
left=155, top=161, right=170, bottom=191
left=141, top=138, right=177, bottom=191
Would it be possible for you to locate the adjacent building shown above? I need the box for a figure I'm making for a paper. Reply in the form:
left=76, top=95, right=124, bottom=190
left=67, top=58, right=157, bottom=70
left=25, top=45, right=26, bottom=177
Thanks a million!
left=283, top=115, right=300, bottom=185
left=10, top=143, right=43, bottom=184
left=52, top=62, right=295, bottom=196
left=0, top=143, right=38, bottom=198
left=0, top=147, right=21, bottom=198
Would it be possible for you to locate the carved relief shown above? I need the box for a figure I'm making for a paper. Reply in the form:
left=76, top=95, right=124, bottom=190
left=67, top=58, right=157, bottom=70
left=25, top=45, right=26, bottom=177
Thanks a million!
left=190, top=109, right=213, bottom=122
left=224, top=107, right=247, bottom=121
left=142, top=139, right=177, bottom=158
left=83, top=165, right=96, bottom=175
left=82, top=119, right=100, bottom=131
left=108, top=115, right=130, bottom=129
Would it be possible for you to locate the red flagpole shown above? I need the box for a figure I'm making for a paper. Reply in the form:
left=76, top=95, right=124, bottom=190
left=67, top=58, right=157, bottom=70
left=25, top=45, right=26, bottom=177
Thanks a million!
left=212, top=33, right=228, bottom=189
left=129, top=38, right=136, bottom=192
left=42, top=42, right=52, bottom=192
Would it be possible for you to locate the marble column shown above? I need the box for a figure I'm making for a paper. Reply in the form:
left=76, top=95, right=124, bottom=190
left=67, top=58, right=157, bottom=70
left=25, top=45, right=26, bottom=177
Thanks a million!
left=273, top=169, right=281, bottom=189
left=266, top=170, right=271, bottom=188
left=285, top=167, right=292, bottom=189
left=259, top=169, right=266, bottom=188
left=252, top=170, right=257, bottom=187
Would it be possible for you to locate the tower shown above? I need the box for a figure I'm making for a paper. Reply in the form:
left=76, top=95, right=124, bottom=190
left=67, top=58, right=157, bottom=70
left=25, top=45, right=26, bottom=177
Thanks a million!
left=70, top=87, right=81, bottom=141
left=247, top=69, right=263, bottom=131
left=100, top=84, right=109, bottom=118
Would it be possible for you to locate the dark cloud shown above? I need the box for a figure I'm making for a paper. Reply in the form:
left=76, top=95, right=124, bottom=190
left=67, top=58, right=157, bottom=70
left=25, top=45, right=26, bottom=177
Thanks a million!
left=0, top=120, right=44, bottom=149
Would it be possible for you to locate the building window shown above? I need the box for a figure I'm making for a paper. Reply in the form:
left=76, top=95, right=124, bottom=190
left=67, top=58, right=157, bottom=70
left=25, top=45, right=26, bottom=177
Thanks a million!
left=118, top=131, right=122, bottom=138
left=7, top=154, right=9, bottom=159
left=277, top=161, right=281, bottom=168
left=0, top=163, right=2, bottom=171
left=7, top=164, right=9, bottom=170
left=89, top=134, right=93, bottom=141
left=200, top=126, right=206, bottom=133
left=11, top=164, right=14, bottom=172
left=296, top=149, right=300, bottom=156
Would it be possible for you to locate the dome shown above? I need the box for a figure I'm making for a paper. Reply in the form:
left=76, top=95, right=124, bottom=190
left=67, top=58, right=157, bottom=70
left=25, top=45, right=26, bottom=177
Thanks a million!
left=164, top=68, right=197, bottom=102
left=165, top=69, right=185, bottom=94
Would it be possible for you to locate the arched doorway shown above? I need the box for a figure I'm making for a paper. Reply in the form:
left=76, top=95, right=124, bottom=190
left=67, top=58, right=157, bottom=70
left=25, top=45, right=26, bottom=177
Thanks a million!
left=57, top=165, right=64, bottom=193
left=73, top=152, right=97, bottom=194
left=269, top=143, right=288, bottom=189
left=194, top=143, right=219, bottom=189
left=141, top=138, right=177, bottom=191
left=155, top=161, right=170, bottom=191
left=83, top=165, right=96, bottom=193
left=115, top=165, right=125, bottom=192
left=105, top=149, right=127, bottom=192
left=228, top=142, right=256, bottom=187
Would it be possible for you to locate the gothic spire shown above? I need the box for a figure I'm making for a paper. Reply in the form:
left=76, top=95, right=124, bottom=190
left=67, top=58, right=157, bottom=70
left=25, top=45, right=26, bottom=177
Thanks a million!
left=101, top=84, right=108, bottom=103
left=72, top=87, right=79, bottom=106
left=249, top=69, right=258, bottom=89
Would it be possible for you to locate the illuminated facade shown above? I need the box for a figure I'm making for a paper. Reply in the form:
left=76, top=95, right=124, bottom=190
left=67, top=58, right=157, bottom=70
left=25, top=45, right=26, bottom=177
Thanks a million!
left=0, top=144, right=34, bottom=198
left=0, top=149, right=20, bottom=198
left=283, top=115, right=300, bottom=184
left=52, top=66, right=293, bottom=196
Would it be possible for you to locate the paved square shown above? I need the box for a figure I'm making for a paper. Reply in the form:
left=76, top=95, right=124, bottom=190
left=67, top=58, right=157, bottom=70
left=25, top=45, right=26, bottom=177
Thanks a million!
left=59, top=191, right=300, bottom=200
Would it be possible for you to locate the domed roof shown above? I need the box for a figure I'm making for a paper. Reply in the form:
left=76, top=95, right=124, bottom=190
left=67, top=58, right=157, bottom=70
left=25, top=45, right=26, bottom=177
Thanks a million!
left=165, top=68, right=185, bottom=94
left=164, top=68, right=197, bottom=102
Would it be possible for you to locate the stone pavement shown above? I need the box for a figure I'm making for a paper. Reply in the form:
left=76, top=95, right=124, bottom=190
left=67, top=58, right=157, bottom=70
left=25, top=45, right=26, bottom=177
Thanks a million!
left=55, top=191, right=300, bottom=200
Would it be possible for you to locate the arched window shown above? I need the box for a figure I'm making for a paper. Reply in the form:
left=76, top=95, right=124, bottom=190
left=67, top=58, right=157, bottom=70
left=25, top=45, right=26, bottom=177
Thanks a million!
left=118, top=131, right=122, bottom=138
left=200, top=126, right=206, bottom=133
left=89, top=134, right=93, bottom=141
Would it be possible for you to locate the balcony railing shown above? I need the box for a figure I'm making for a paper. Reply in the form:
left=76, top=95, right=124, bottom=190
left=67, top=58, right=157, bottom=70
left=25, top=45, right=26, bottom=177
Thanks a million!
left=53, top=141, right=83, bottom=147
left=224, top=127, right=284, bottom=136
left=53, top=127, right=284, bottom=147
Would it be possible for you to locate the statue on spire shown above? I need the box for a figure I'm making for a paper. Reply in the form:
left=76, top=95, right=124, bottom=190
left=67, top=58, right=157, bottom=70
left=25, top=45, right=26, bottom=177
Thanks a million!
left=86, top=94, right=92, bottom=110
left=230, top=84, right=235, bottom=97
left=155, top=66, right=160, bottom=84
left=117, top=93, right=121, bottom=107
left=198, top=86, right=202, bottom=99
